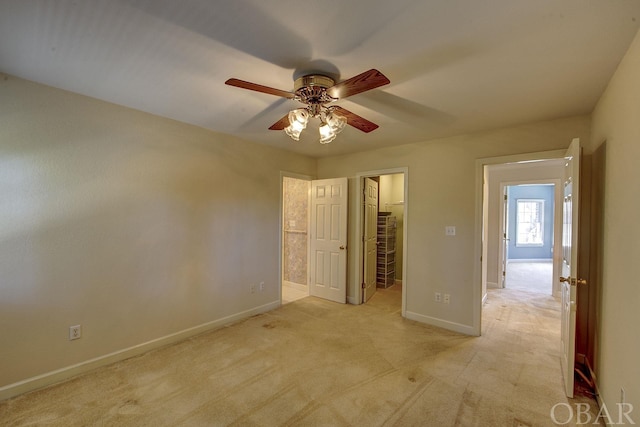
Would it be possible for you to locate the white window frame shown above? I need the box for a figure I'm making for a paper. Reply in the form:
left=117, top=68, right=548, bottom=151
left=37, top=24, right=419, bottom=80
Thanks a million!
left=515, top=198, right=544, bottom=247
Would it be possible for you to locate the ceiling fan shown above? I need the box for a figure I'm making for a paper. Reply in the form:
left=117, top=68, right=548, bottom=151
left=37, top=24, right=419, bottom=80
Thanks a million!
left=225, top=69, right=390, bottom=144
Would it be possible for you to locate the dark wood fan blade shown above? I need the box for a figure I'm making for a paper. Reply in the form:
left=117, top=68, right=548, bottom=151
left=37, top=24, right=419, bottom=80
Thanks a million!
left=327, top=69, right=390, bottom=100
left=332, top=106, right=379, bottom=133
left=225, top=78, right=295, bottom=99
left=269, top=114, right=290, bottom=130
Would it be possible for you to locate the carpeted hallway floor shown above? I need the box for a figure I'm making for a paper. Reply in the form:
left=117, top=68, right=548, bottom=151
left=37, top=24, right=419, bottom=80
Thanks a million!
left=0, top=285, right=601, bottom=426
left=505, top=261, right=554, bottom=294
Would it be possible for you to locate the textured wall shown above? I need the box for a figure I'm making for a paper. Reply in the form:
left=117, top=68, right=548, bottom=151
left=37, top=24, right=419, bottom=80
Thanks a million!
left=283, top=177, right=309, bottom=285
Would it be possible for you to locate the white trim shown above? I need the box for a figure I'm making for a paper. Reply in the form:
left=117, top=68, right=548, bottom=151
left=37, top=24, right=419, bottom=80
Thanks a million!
left=478, top=149, right=566, bottom=166
left=507, top=258, right=553, bottom=263
left=405, top=311, right=476, bottom=336
left=354, top=167, right=408, bottom=318
left=0, top=300, right=280, bottom=401
left=347, top=295, right=359, bottom=305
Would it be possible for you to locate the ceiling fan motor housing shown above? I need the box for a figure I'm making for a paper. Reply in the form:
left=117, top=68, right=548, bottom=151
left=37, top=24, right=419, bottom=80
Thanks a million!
left=294, top=75, right=336, bottom=109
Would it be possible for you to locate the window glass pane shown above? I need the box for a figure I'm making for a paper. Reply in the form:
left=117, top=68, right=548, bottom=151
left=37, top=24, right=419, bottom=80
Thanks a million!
left=516, top=199, right=544, bottom=246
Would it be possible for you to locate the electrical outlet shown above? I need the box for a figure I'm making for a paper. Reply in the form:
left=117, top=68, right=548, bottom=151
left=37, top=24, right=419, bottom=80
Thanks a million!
left=69, top=325, right=82, bottom=341
left=445, top=226, right=456, bottom=236
left=444, top=294, right=451, bottom=304
left=259, top=281, right=265, bottom=292
left=435, top=292, right=442, bottom=303
left=250, top=284, right=256, bottom=294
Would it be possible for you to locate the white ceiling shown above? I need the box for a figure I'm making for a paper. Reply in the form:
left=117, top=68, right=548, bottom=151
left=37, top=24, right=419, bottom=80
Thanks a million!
left=1, top=1, right=639, bottom=158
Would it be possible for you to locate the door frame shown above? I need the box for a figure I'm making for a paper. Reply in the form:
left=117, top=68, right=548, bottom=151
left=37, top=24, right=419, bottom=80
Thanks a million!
left=354, top=167, right=408, bottom=316
left=279, top=171, right=313, bottom=305
left=474, top=150, right=565, bottom=335
left=498, top=178, right=563, bottom=296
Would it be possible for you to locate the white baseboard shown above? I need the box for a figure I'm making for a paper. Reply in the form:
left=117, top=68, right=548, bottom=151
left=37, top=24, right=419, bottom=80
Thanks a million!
left=487, top=281, right=500, bottom=289
left=507, top=258, right=553, bottom=263
left=347, top=295, right=360, bottom=305
left=0, top=300, right=280, bottom=401
left=482, top=292, right=489, bottom=305
left=405, top=311, right=476, bottom=336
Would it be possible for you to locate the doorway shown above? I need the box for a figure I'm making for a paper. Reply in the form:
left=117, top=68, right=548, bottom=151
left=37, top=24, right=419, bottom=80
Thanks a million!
left=281, top=174, right=349, bottom=305
left=281, top=170, right=406, bottom=308
left=355, top=168, right=408, bottom=314
left=281, top=175, right=311, bottom=304
left=502, top=183, right=556, bottom=295
left=481, top=159, right=565, bottom=305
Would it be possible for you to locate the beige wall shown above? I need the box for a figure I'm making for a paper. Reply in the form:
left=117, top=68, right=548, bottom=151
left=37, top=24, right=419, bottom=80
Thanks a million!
left=0, top=76, right=316, bottom=397
left=590, top=29, right=640, bottom=421
left=318, top=115, right=590, bottom=333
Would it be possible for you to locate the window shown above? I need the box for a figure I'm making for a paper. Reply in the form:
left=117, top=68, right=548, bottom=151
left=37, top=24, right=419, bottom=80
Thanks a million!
left=516, top=199, right=544, bottom=246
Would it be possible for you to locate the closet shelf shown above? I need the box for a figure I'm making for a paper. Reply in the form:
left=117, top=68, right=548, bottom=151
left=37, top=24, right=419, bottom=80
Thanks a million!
left=377, top=214, right=397, bottom=289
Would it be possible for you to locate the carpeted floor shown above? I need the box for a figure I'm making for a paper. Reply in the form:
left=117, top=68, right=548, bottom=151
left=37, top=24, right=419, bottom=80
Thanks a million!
left=0, top=285, right=601, bottom=426
left=505, top=261, right=553, bottom=294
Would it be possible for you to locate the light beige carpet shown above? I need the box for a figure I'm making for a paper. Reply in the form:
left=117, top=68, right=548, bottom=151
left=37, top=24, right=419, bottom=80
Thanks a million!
left=505, top=261, right=553, bottom=294
left=0, top=285, right=601, bottom=426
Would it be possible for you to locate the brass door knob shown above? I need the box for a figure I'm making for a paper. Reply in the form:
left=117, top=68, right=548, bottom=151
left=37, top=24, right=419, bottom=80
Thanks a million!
left=559, top=277, right=588, bottom=286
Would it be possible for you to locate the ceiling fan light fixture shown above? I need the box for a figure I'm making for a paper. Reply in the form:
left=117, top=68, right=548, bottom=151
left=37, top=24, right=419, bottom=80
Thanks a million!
left=319, top=121, right=337, bottom=144
left=318, top=109, right=347, bottom=144
left=325, top=110, right=347, bottom=133
left=284, top=108, right=309, bottom=141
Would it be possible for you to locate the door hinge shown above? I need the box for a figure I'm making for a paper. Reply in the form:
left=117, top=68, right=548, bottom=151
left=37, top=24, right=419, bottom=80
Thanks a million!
left=504, top=194, right=508, bottom=201
left=361, top=282, right=366, bottom=289
left=502, top=271, right=506, bottom=277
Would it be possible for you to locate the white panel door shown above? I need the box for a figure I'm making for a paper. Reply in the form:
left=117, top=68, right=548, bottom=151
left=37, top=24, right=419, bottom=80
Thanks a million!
left=560, top=138, right=582, bottom=398
left=310, top=177, right=348, bottom=303
left=363, top=178, right=378, bottom=302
